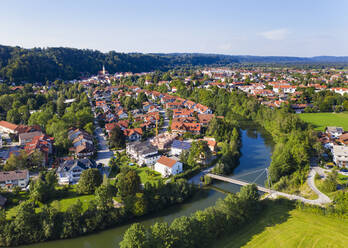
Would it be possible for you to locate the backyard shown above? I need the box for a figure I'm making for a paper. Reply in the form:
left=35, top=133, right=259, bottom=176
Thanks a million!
left=299, top=112, right=348, bottom=131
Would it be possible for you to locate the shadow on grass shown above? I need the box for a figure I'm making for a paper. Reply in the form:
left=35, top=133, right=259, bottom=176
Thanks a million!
left=216, top=198, right=295, bottom=248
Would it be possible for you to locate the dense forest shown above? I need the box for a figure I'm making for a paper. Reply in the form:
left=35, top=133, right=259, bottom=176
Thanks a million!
left=0, top=45, right=240, bottom=82
left=1, top=44, right=348, bottom=82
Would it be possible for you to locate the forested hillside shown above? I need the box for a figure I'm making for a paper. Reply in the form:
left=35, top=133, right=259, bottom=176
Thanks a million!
left=0, top=45, right=240, bottom=82
left=1, top=44, right=348, bottom=83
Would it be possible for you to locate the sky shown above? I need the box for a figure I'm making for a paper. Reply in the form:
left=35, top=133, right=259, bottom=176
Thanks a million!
left=1, top=0, right=348, bottom=57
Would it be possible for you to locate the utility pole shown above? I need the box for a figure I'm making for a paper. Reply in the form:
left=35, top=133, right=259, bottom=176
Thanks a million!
left=266, top=168, right=273, bottom=194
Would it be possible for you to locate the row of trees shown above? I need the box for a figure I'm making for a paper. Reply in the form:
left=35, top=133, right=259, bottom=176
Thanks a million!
left=0, top=169, right=194, bottom=247
left=120, top=184, right=261, bottom=248
left=172, top=86, right=314, bottom=186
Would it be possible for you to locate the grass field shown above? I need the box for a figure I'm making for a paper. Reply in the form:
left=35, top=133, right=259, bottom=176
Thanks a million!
left=299, top=112, right=348, bottom=131
left=217, top=200, right=348, bottom=248
left=134, top=166, right=162, bottom=184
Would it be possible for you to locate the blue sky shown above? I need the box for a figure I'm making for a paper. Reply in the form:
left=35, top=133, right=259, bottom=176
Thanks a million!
left=1, top=0, right=347, bottom=56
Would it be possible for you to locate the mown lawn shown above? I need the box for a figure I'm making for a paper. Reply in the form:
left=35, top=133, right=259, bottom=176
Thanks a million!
left=134, top=166, right=162, bottom=184
left=299, top=112, right=348, bottom=131
left=5, top=186, right=95, bottom=219
left=217, top=200, right=348, bottom=248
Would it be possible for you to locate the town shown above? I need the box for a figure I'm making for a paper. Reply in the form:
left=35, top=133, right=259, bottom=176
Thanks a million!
left=0, top=63, right=348, bottom=247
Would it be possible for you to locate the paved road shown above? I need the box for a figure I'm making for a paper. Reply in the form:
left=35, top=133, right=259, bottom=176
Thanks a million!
left=306, top=167, right=332, bottom=204
left=95, top=125, right=113, bottom=167
left=266, top=167, right=332, bottom=206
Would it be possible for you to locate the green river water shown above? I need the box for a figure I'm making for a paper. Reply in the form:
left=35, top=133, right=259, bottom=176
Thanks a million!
left=19, top=123, right=274, bottom=248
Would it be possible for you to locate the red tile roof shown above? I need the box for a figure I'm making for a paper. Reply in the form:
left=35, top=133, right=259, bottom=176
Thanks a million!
left=0, top=121, right=18, bottom=131
left=156, top=156, right=177, bottom=168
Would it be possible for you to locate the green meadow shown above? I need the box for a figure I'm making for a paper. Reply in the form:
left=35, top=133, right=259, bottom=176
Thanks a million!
left=299, top=112, right=348, bottom=131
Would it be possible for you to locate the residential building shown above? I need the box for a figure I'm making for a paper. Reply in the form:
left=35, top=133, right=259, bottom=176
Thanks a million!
left=123, top=128, right=143, bottom=142
left=326, top=127, right=344, bottom=138
left=150, top=132, right=177, bottom=150
left=56, top=158, right=97, bottom=184
left=126, top=141, right=160, bottom=166
left=0, top=121, right=18, bottom=134
left=171, top=140, right=191, bottom=156
left=0, top=170, right=29, bottom=189
left=171, top=121, right=201, bottom=134
left=332, top=145, right=348, bottom=167
left=154, top=156, right=183, bottom=177
left=338, top=133, right=348, bottom=146
left=18, top=131, right=43, bottom=145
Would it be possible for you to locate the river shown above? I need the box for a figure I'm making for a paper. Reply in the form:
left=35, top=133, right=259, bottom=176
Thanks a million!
left=20, top=122, right=274, bottom=248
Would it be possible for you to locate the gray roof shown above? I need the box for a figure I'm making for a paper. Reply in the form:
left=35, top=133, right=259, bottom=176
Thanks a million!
left=18, top=131, right=43, bottom=140
left=0, top=170, right=29, bottom=181
left=172, top=140, right=191, bottom=150
left=326, top=126, right=344, bottom=133
left=57, top=158, right=96, bottom=173
left=128, top=141, right=158, bottom=155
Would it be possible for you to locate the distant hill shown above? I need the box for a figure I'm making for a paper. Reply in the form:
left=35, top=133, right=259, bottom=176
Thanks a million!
left=0, top=44, right=347, bottom=82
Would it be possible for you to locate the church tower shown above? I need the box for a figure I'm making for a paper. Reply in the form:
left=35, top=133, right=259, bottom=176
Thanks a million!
left=102, top=65, right=106, bottom=75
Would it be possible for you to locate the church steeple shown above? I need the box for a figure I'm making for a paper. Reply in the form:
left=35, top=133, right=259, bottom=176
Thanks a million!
left=102, top=65, right=106, bottom=75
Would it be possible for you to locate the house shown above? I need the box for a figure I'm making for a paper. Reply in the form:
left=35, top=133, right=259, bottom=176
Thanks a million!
left=338, top=133, right=348, bottom=146
left=0, top=170, right=29, bottom=189
left=332, top=145, right=348, bottom=167
left=150, top=132, right=177, bottom=150
left=326, top=127, right=344, bottom=138
left=198, top=114, right=215, bottom=126
left=200, top=137, right=217, bottom=152
left=194, top=103, right=212, bottom=114
left=290, top=104, right=310, bottom=114
left=123, top=128, right=143, bottom=142
left=117, top=110, right=128, bottom=119
left=154, top=156, right=183, bottom=177
left=126, top=141, right=160, bottom=166
left=24, top=134, right=54, bottom=166
left=172, top=109, right=194, bottom=118
left=68, top=129, right=94, bottom=158
left=18, top=131, right=43, bottom=145
left=171, top=140, right=191, bottom=156
left=56, top=158, right=97, bottom=184
left=0, top=121, right=18, bottom=134
left=171, top=122, right=201, bottom=134
left=15, top=125, right=42, bottom=134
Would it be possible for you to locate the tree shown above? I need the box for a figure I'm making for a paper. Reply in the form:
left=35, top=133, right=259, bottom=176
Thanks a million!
left=77, top=168, right=102, bottom=194
left=57, top=96, right=66, bottom=117
left=149, top=222, right=175, bottom=248
left=116, top=170, right=141, bottom=197
left=187, top=141, right=212, bottom=167
left=6, top=109, right=20, bottom=124
left=119, top=223, right=149, bottom=248
left=3, top=151, right=28, bottom=170
left=18, top=105, right=30, bottom=124
left=84, top=122, right=94, bottom=135
left=109, top=125, right=126, bottom=149
left=322, top=171, right=338, bottom=192
left=95, top=183, right=115, bottom=210
left=132, top=193, right=147, bottom=216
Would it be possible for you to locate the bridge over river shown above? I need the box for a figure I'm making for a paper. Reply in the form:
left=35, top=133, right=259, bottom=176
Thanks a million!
left=206, top=170, right=332, bottom=206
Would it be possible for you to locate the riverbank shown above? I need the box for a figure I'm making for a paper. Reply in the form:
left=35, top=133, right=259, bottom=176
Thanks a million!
left=16, top=122, right=274, bottom=248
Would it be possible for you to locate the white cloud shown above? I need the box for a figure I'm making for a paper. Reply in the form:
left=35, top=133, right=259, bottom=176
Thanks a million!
left=259, top=28, right=289, bottom=40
